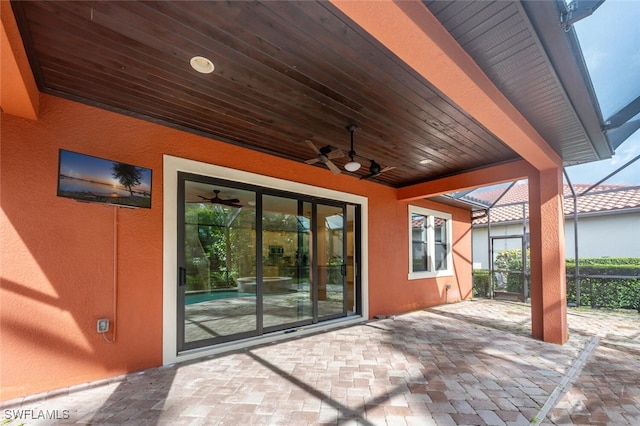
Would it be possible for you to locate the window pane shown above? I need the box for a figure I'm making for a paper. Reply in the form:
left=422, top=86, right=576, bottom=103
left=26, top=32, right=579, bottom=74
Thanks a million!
left=317, top=203, right=345, bottom=319
left=346, top=204, right=357, bottom=314
left=262, top=195, right=312, bottom=329
left=434, top=217, right=448, bottom=271
left=183, top=182, right=257, bottom=343
left=409, top=206, right=452, bottom=278
left=411, top=213, right=429, bottom=272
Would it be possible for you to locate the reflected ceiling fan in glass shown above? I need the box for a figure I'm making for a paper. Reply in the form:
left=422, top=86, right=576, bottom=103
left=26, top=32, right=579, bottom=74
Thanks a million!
left=195, top=189, right=242, bottom=208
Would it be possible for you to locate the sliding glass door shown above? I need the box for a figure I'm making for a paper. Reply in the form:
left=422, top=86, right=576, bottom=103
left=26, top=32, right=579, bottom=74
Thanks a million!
left=316, top=202, right=347, bottom=320
left=262, top=195, right=313, bottom=330
left=177, top=173, right=358, bottom=352
left=178, top=176, right=258, bottom=350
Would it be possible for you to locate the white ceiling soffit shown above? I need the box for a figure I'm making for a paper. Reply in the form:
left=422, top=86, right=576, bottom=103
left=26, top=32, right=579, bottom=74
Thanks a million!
left=423, top=0, right=612, bottom=165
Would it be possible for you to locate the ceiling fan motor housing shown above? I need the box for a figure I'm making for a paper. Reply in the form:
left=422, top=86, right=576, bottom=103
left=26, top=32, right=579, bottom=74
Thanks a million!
left=370, top=160, right=381, bottom=175
left=318, top=146, right=333, bottom=163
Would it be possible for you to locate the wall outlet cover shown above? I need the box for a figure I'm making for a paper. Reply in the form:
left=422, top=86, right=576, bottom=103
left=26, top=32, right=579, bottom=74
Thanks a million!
left=97, top=318, right=110, bottom=333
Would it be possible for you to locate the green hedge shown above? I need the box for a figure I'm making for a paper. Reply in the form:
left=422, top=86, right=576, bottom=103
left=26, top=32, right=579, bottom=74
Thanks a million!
left=567, top=276, right=640, bottom=310
left=567, top=257, right=639, bottom=266
left=474, top=255, right=640, bottom=311
left=473, top=270, right=490, bottom=297
left=566, top=258, right=639, bottom=310
left=567, top=257, right=640, bottom=277
left=493, top=249, right=529, bottom=293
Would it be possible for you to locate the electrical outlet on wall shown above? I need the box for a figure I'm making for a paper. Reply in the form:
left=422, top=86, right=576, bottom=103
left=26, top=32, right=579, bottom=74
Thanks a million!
left=97, top=318, right=110, bottom=333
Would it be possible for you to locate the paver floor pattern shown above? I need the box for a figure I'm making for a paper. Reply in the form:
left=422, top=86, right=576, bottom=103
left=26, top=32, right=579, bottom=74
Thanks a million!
left=2, top=300, right=638, bottom=425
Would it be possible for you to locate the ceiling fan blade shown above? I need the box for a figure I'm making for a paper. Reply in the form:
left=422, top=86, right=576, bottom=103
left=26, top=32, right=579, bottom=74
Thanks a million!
left=304, top=139, right=321, bottom=154
left=327, top=148, right=344, bottom=160
left=359, top=173, right=375, bottom=181
left=304, top=141, right=342, bottom=174
left=206, top=199, right=242, bottom=208
left=359, top=166, right=395, bottom=180
left=195, top=192, right=242, bottom=207
left=326, top=160, right=341, bottom=175
left=304, top=139, right=327, bottom=164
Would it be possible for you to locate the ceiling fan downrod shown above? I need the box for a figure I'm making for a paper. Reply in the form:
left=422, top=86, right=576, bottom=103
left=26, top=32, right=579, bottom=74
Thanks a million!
left=345, top=124, right=361, bottom=172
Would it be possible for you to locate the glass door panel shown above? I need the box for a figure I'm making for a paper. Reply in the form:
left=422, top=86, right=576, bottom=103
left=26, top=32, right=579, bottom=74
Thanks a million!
left=180, top=178, right=257, bottom=350
left=262, top=195, right=312, bottom=330
left=178, top=174, right=360, bottom=351
left=317, top=203, right=346, bottom=319
left=346, top=204, right=357, bottom=315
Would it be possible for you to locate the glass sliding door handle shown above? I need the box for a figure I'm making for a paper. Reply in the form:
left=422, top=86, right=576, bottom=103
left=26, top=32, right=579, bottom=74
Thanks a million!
left=178, top=267, right=187, bottom=287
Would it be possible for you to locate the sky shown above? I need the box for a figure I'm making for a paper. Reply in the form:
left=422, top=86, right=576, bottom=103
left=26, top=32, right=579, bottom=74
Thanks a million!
left=563, top=0, right=640, bottom=185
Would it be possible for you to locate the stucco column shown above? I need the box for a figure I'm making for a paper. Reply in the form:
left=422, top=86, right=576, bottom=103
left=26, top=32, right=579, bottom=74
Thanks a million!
left=528, top=168, right=568, bottom=344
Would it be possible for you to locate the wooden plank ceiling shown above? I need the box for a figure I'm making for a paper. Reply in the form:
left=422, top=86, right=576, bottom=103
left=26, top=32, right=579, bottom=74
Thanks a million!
left=11, top=0, right=520, bottom=187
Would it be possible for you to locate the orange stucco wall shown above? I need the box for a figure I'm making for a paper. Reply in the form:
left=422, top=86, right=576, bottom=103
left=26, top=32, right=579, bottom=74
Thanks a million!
left=0, top=94, right=473, bottom=401
left=0, top=1, right=39, bottom=119
left=366, top=198, right=472, bottom=316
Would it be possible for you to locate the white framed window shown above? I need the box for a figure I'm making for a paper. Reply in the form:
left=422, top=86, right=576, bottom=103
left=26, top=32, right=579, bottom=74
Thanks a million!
left=409, top=205, right=453, bottom=279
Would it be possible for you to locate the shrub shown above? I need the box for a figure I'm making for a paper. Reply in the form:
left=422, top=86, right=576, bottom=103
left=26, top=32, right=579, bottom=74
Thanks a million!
left=478, top=252, right=640, bottom=311
left=566, top=258, right=640, bottom=310
left=473, top=270, right=490, bottom=297
left=493, top=249, right=529, bottom=293
left=567, top=257, right=640, bottom=266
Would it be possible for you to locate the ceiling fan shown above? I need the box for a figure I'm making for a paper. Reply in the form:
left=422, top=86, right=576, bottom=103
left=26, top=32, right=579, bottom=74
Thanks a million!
left=304, top=140, right=344, bottom=174
left=343, top=124, right=395, bottom=180
left=196, top=190, right=242, bottom=207
left=359, top=159, right=396, bottom=181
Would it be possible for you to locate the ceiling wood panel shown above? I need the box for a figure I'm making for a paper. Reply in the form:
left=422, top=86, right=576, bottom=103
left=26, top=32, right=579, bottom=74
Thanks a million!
left=12, top=0, right=520, bottom=186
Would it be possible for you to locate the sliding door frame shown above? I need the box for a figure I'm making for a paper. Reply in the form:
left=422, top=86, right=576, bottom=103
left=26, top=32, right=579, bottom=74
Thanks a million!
left=177, top=172, right=359, bottom=353
left=163, top=155, right=369, bottom=364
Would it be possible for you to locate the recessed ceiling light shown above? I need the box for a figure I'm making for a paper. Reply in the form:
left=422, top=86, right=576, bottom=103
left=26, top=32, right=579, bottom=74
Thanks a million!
left=190, top=56, right=215, bottom=74
left=420, top=159, right=433, bottom=165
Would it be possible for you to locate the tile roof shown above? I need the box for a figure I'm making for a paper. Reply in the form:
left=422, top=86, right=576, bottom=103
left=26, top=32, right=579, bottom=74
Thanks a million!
left=471, top=183, right=640, bottom=225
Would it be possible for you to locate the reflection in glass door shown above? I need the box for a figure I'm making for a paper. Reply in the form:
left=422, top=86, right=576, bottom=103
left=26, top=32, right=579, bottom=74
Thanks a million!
left=346, top=204, right=358, bottom=316
left=262, top=196, right=312, bottom=330
left=178, top=176, right=257, bottom=351
left=316, top=203, right=347, bottom=320
left=178, top=173, right=360, bottom=352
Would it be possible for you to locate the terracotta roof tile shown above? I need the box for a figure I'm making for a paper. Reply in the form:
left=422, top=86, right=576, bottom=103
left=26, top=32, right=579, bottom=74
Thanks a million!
left=471, top=183, right=640, bottom=224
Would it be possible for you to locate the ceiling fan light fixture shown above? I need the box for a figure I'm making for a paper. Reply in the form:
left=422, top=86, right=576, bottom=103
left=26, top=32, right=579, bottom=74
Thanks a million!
left=345, top=160, right=361, bottom=172
left=190, top=56, right=215, bottom=74
left=344, top=124, right=361, bottom=172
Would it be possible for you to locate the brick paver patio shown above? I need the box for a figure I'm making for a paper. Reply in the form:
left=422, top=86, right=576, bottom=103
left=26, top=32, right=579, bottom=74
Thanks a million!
left=2, top=300, right=638, bottom=425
